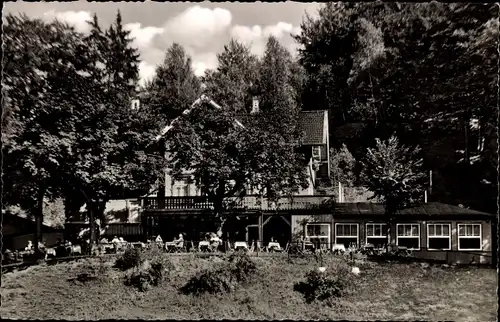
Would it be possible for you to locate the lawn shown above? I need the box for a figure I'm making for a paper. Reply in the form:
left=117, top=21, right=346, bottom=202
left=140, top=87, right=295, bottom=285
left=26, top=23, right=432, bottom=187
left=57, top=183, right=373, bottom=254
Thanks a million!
left=1, top=254, right=497, bottom=321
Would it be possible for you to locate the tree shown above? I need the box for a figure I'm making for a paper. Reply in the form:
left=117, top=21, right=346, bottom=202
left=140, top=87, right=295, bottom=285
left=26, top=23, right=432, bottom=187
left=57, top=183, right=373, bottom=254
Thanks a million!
left=202, top=39, right=259, bottom=113
left=360, top=136, right=425, bottom=251
left=144, top=43, right=202, bottom=123
left=295, top=3, right=497, bottom=213
left=329, top=144, right=356, bottom=188
left=2, top=14, right=92, bottom=255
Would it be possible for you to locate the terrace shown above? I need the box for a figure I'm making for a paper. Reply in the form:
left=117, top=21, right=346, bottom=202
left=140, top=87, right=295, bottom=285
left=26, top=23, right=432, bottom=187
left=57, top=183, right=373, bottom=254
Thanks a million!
left=140, top=195, right=335, bottom=212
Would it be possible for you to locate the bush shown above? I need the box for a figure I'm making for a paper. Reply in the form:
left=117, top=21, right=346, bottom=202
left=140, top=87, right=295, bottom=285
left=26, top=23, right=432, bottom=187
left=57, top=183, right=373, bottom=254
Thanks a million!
left=294, top=264, right=354, bottom=305
left=180, top=267, right=235, bottom=296
left=228, top=252, right=257, bottom=283
left=124, top=257, right=171, bottom=292
left=181, top=253, right=257, bottom=296
left=115, top=248, right=141, bottom=271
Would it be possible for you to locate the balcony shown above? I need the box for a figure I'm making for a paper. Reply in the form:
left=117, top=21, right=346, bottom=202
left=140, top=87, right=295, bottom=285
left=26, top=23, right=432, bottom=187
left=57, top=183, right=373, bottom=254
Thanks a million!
left=141, top=195, right=335, bottom=212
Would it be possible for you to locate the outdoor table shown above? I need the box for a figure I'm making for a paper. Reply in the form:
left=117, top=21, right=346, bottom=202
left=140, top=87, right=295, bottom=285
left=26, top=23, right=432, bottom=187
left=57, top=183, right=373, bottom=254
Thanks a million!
left=332, top=244, right=346, bottom=252
left=165, top=242, right=177, bottom=253
left=234, top=241, right=249, bottom=252
left=267, top=242, right=282, bottom=252
left=198, top=241, right=210, bottom=252
left=130, top=242, right=145, bottom=249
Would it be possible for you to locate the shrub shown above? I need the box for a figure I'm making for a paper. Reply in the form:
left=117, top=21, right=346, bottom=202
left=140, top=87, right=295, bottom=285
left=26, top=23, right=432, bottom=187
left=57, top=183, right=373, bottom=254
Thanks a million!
left=180, top=266, right=235, bottom=296
left=294, top=264, right=355, bottom=305
left=115, top=248, right=141, bottom=271
left=180, top=253, right=257, bottom=296
left=124, top=257, right=171, bottom=292
left=228, top=252, right=257, bottom=283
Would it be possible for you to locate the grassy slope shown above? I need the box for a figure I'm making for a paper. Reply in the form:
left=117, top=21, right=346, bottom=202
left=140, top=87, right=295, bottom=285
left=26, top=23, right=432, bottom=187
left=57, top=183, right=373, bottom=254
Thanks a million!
left=0, top=255, right=497, bottom=321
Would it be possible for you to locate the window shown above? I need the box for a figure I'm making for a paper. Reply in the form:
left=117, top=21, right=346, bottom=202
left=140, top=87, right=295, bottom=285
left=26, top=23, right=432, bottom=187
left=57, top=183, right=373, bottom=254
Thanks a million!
left=396, top=224, right=420, bottom=250
left=366, top=223, right=388, bottom=249
left=131, top=99, right=140, bottom=110
left=335, top=223, right=359, bottom=248
left=172, top=179, right=190, bottom=196
left=305, top=224, right=330, bottom=249
left=312, top=146, right=321, bottom=161
left=426, top=224, right=451, bottom=250
left=458, top=224, right=482, bottom=251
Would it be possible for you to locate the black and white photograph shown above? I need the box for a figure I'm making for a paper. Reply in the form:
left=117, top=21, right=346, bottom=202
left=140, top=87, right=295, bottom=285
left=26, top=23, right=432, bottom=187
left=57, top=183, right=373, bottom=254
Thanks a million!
left=1, top=1, right=498, bottom=320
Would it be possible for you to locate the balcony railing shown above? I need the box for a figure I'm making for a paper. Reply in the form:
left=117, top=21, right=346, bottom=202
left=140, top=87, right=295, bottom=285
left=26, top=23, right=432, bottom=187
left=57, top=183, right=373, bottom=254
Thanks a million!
left=141, top=195, right=335, bottom=211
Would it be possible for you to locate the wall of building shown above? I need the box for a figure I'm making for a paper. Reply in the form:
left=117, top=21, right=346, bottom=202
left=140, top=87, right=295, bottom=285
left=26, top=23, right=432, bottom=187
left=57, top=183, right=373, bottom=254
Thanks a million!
left=290, top=214, right=493, bottom=265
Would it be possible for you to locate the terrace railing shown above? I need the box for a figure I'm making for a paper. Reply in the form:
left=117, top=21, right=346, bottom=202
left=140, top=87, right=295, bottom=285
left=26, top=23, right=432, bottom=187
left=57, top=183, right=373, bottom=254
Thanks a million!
left=141, top=195, right=335, bottom=211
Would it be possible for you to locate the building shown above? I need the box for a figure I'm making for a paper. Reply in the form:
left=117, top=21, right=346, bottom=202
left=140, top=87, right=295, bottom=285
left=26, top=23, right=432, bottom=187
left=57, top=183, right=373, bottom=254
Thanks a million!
left=141, top=93, right=333, bottom=246
left=297, top=202, right=495, bottom=265
left=137, top=96, right=495, bottom=265
left=3, top=212, right=64, bottom=251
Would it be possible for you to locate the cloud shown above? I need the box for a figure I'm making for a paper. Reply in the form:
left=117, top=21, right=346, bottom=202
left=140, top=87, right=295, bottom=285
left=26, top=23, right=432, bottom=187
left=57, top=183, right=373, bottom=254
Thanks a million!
left=124, top=23, right=164, bottom=50
left=43, top=10, right=92, bottom=33
left=230, top=22, right=301, bottom=56
left=161, top=6, right=232, bottom=49
left=138, top=61, right=157, bottom=86
left=190, top=52, right=219, bottom=77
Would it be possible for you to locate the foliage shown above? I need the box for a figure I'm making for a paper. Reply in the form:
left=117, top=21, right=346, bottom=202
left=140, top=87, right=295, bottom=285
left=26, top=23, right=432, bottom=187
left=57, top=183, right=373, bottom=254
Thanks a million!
left=227, top=252, right=257, bottom=283
left=294, top=264, right=354, bottom=305
left=43, top=198, right=66, bottom=228
left=295, top=3, right=497, bottom=212
left=202, top=39, right=259, bottom=114
left=181, top=253, right=257, bottom=296
left=166, top=38, right=309, bottom=231
left=329, top=144, right=357, bottom=187
left=114, top=248, right=141, bottom=271
left=124, top=258, right=169, bottom=292
left=360, top=135, right=425, bottom=216
left=180, top=266, right=236, bottom=296
left=144, top=43, right=202, bottom=124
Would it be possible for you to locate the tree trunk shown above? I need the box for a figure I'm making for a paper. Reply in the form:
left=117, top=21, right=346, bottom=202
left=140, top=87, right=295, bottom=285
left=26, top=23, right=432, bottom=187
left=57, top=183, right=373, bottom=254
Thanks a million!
left=34, top=186, right=45, bottom=258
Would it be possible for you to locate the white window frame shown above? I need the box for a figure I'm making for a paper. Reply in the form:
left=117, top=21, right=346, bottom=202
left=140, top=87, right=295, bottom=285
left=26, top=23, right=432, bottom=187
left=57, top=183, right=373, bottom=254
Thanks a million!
left=457, top=223, right=482, bottom=251
left=426, top=223, right=451, bottom=251
left=305, top=223, right=331, bottom=248
left=172, top=178, right=191, bottom=197
left=396, top=223, right=420, bottom=250
left=335, top=223, right=359, bottom=247
left=312, top=146, right=321, bottom=160
left=365, top=223, right=389, bottom=249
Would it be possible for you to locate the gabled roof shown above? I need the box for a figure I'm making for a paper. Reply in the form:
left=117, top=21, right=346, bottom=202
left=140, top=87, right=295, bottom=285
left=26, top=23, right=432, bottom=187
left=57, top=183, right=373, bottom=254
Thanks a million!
left=333, top=202, right=494, bottom=218
left=234, top=110, right=328, bottom=146
left=298, top=111, right=327, bottom=145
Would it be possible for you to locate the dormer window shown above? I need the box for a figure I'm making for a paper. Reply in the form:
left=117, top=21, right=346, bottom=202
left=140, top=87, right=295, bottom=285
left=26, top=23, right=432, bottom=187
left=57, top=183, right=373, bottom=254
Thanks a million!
left=312, top=146, right=321, bottom=161
left=251, top=96, right=259, bottom=114
left=131, top=99, right=140, bottom=111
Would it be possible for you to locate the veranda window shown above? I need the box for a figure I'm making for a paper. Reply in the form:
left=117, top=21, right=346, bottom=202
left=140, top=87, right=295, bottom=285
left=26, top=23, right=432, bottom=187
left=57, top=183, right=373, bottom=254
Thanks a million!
left=458, top=224, right=482, bottom=251
left=335, top=223, right=359, bottom=248
left=396, top=223, right=420, bottom=250
left=305, top=223, right=330, bottom=249
left=427, top=224, right=451, bottom=250
left=365, top=223, right=388, bottom=249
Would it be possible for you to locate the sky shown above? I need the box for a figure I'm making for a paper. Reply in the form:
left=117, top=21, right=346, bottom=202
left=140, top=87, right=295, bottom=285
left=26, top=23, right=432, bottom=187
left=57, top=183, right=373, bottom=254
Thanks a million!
left=5, top=1, right=321, bottom=85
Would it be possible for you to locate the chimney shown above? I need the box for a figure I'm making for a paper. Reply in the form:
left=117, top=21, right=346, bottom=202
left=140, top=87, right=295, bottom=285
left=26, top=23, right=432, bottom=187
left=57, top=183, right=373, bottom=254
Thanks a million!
left=251, top=96, right=259, bottom=114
